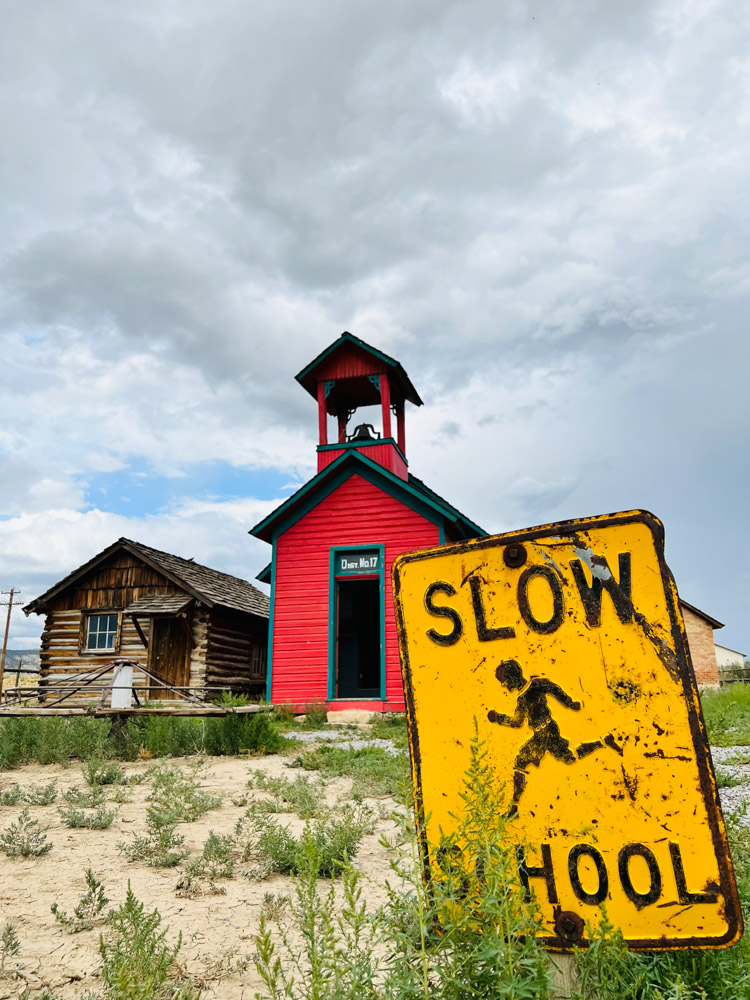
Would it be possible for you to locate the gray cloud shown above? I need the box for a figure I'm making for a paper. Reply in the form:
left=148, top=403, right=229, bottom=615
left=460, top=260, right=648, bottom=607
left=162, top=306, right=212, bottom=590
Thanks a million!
left=1, top=0, right=749, bottom=652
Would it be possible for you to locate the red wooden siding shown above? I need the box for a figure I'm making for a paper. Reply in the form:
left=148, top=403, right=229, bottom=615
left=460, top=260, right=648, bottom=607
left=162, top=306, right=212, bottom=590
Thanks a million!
left=271, top=473, right=441, bottom=708
left=317, top=442, right=407, bottom=479
left=314, top=343, right=383, bottom=381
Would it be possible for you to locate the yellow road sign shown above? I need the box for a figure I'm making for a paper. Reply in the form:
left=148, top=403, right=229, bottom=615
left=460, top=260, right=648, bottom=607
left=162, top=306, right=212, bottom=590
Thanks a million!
left=392, top=510, right=742, bottom=950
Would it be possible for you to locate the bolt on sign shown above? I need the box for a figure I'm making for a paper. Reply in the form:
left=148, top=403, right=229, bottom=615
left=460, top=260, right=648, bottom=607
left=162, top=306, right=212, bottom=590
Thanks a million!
left=392, top=511, right=742, bottom=950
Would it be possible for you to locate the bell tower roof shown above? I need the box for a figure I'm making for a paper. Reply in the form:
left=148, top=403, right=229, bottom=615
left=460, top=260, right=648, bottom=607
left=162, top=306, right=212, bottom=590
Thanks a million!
left=295, top=331, right=423, bottom=411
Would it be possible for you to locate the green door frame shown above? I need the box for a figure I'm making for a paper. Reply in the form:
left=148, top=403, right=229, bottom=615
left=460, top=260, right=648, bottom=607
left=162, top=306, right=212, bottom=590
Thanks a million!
left=328, top=544, right=386, bottom=701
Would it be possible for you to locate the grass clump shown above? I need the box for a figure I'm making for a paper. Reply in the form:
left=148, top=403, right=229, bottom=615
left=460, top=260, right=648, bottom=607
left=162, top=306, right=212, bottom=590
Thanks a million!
left=0, top=710, right=283, bottom=771
left=246, top=804, right=375, bottom=879
left=290, top=743, right=406, bottom=798
left=59, top=803, right=117, bottom=829
left=0, top=807, right=52, bottom=857
left=51, top=869, right=110, bottom=933
left=119, top=807, right=190, bottom=868
left=716, top=770, right=750, bottom=789
left=0, top=786, right=22, bottom=806
left=22, top=781, right=57, bottom=805
left=83, top=759, right=127, bottom=787
left=0, top=921, right=20, bottom=972
left=148, top=762, right=222, bottom=822
left=299, top=701, right=328, bottom=729
left=248, top=771, right=328, bottom=819
left=368, top=712, right=409, bottom=748
left=702, top=684, right=750, bottom=746
left=184, top=831, right=236, bottom=882
left=63, top=785, right=106, bottom=808
left=99, top=883, right=199, bottom=999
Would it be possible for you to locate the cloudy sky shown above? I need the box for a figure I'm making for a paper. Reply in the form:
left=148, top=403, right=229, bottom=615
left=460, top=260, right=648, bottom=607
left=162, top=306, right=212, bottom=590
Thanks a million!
left=1, top=0, right=748, bottom=656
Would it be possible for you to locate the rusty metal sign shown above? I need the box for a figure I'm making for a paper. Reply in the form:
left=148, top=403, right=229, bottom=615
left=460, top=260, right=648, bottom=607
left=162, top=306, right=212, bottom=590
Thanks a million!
left=392, top=510, right=742, bottom=950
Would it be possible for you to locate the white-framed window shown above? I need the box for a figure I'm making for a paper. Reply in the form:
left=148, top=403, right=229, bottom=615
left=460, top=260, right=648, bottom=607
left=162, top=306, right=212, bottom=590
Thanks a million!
left=85, top=613, right=119, bottom=652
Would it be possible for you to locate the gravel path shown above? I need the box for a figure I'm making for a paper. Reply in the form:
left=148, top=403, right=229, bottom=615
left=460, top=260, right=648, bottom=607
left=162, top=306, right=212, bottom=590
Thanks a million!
left=284, top=728, right=404, bottom=755
left=710, top=745, right=750, bottom=820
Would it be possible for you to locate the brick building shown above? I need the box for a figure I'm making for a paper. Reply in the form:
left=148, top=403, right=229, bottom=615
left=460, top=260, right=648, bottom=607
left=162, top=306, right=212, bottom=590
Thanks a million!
left=679, top=599, right=723, bottom=687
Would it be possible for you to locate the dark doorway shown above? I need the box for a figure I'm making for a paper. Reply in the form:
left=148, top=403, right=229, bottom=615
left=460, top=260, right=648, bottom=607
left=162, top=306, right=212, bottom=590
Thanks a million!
left=148, top=617, right=189, bottom=699
left=336, top=579, right=381, bottom=698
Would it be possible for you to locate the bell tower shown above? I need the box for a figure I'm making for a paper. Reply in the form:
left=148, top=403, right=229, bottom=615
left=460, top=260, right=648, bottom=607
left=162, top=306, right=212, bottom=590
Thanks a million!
left=295, top=331, right=423, bottom=480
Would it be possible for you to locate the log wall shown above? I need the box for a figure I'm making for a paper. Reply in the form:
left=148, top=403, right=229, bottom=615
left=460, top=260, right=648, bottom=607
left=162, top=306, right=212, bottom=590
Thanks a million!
left=206, top=610, right=267, bottom=694
left=39, top=609, right=151, bottom=702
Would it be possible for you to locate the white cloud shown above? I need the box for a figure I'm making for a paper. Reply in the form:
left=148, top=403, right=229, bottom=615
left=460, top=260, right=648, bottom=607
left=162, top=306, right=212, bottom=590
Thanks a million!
left=1, top=0, right=749, bottom=652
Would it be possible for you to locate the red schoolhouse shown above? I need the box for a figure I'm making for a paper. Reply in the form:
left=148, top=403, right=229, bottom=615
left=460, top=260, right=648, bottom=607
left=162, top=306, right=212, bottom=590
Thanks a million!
left=250, top=332, right=485, bottom=712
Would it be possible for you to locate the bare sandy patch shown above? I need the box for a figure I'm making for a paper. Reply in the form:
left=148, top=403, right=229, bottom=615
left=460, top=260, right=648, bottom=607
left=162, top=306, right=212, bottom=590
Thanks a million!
left=0, top=753, right=400, bottom=999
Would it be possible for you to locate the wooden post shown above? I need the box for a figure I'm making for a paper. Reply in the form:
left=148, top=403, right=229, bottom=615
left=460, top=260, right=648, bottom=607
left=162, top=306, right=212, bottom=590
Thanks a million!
left=380, top=374, right=392, bottom=439
left=0, top=588, right=18, bottom=704
left=317, top=381, right=328, bottom=445
left=395, top=397, right=405, bottom=455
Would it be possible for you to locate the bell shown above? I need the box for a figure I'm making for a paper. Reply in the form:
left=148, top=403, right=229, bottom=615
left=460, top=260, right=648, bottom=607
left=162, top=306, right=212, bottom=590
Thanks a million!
left=349, top=423, right=379, bottom=441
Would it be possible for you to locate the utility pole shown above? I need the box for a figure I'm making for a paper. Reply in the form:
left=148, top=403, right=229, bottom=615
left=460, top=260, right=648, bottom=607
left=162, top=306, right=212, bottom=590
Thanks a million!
left=0, top=589, right=20, bottom=704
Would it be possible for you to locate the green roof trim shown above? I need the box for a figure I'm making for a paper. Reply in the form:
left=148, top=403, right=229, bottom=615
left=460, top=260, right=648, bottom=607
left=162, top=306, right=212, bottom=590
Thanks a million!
left=295, top=331, right=423, bottom=406
left=249, top=450, right=485, bottom=543
left=256, top=563, right=272, bottom=584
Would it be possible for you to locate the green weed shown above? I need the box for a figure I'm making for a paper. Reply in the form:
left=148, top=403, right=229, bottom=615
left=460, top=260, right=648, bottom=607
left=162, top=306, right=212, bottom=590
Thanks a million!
left=59, top=803, right=117, bottom=829
left=300, top=701, right=329, bottom=728
left=702, top=684, right=750, bottom=746
left=716, top=770, right=750, bottom=789
left=246, top=804, right=375, bottom=879
left=0, top=710, right=283, bottom=770
left=22, top=781, right=58, bottom=805
left=148, top=762, right=222, bottom=822
left=119, top=807, right=190, bottom=868
left=99, top=883, right=199, bottom=999
left=248, top=771, right=328, bottom=818
left=367, top=712, right=409, bottom=748
left=0, top=786, right=22, bottom=806
left=51, top=869, right=110, bottom=932
left=0, top=807, right=52, bottom=857
left=0, top=921, right=20, bottom=972
left=83, top=759, right=127, bottom=786
left=184, top=831, right=236, bottom=881
left=63, top=785, right=106, bottom=808
left=255, top=730, right=551, bottom=999
left=290, top=743, right=406, bottom=798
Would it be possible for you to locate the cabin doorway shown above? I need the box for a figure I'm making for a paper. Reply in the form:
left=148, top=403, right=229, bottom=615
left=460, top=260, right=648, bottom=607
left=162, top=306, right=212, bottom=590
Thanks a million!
left=148, top=617, right=189, bottom=699
left=336, top=579, right=381, bottom=698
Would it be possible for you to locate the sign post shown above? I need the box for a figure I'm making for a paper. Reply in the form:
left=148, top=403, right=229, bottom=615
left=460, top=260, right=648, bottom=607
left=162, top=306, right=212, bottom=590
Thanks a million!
left=393, top=510, right=742, bottom=950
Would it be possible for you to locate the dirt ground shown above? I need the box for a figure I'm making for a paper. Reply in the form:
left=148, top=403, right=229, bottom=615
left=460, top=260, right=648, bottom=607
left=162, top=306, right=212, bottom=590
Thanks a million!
left=0, top=750, right=400, bottom=999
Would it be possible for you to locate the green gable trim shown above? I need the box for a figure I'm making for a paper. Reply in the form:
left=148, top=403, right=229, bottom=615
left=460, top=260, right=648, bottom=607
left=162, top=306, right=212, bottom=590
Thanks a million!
left=261, top=454, right=450, bottom=544
left=256, top=563, right=271, bottom=584
left=265, top=546, right=277, bottom=703
left=295, top=332, right=418, bottom=395
left=316, top=437, right=408, bottom=465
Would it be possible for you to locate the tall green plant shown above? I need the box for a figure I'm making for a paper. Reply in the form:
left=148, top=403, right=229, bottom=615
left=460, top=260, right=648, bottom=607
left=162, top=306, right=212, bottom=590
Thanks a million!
left=99, top=884, right=198, bottom=999
left=255, top=728, right=553, bottom=1000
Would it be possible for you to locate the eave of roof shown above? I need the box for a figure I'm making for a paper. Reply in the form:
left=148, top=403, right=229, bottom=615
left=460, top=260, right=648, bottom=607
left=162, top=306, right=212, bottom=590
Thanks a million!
left=295, top=331, right=423, bottom=407
left=24, top=538, right=269, bottom=619
left=679, top=599, right=724, bottom=630
left=249, top=449, right=485, bottom=544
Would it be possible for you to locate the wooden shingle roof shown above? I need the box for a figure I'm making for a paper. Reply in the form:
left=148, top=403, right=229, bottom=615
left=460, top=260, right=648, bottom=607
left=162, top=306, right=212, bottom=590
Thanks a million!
left=24, top=538, right=269, bottom=619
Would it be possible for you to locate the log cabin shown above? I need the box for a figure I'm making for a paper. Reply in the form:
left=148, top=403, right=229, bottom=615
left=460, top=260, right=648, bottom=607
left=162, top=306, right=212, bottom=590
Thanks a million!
left=23, top=539, right=269, bottom=703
